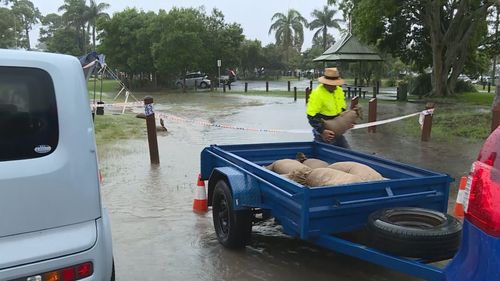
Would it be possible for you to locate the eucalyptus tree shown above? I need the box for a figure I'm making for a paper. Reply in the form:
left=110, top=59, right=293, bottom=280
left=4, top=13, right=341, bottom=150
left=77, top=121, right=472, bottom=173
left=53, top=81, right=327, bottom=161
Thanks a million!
left=11, top=0, right=41, bottom=50
left=309, top=5, right=343, bottom=51
left=268, top=9, right=308, bottom=64
left=331, top=0, right=496, bottom=97
left=0, top=7, right=16, bottom=48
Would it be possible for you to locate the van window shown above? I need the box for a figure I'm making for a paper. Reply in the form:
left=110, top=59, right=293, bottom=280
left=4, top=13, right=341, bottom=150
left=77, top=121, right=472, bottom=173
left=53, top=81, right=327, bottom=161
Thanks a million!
left=0, top=67, right=58, bottom=161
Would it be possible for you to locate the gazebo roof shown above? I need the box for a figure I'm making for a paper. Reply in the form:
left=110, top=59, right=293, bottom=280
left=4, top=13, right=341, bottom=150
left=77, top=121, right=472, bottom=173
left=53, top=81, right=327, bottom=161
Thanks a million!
left=313, top=34, right=382, bottom=62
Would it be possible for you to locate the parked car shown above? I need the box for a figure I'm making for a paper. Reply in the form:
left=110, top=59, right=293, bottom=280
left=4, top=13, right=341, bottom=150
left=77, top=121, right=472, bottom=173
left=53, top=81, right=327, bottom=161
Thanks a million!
left=457, top=74, right=471, bottom=82
left=175, top=72, right=211, bottom=89
left=0, top=50, right=114, bottom=281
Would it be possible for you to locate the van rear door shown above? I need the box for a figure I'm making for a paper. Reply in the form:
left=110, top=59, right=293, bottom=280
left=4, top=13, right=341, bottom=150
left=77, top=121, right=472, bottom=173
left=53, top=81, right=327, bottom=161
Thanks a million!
left=0, top=53, right=101, bottom=239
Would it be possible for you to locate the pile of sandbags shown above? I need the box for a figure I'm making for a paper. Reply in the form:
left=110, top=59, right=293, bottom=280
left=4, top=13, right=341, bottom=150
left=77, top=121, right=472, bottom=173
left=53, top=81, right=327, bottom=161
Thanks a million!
left=265, top=153, right=386, bottom=188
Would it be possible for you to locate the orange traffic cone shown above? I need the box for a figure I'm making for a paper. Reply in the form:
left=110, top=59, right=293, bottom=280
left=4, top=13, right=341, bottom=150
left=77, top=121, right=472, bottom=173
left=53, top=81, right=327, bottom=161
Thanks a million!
left=193, top=174, right=208, bottom=213
left=453, top=176, right=468, bottom=219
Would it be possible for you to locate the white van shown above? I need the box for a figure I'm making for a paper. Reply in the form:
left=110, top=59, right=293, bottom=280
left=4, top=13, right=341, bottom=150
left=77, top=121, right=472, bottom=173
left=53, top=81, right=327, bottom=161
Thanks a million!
left=0, top=50, right=114, bottom=281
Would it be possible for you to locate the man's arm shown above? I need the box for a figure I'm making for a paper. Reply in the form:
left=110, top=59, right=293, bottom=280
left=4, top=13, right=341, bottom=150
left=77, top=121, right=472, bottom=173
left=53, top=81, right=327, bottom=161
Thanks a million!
left=307, top=114, right=325, bottom=133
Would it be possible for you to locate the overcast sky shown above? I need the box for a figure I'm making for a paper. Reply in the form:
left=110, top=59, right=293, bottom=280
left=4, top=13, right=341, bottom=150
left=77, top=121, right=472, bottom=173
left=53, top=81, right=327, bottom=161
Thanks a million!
left=29, top=0, right=345, bottom=50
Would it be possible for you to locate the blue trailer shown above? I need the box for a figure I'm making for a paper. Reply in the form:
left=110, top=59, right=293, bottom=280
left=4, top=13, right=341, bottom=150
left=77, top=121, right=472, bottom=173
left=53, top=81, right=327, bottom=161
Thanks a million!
left=200, top=138, right=500, bottom=281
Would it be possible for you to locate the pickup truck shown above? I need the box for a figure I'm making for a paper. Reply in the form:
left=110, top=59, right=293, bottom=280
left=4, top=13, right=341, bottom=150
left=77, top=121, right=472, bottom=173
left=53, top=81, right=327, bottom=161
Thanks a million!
left=200, top=126, right=500, bottom=281
left=0, top=50, right=114, bottom=281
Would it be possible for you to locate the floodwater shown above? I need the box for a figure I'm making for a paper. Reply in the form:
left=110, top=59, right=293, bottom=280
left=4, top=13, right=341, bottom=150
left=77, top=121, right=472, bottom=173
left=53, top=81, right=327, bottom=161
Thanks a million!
left=98, top=92, right=482, bottom=281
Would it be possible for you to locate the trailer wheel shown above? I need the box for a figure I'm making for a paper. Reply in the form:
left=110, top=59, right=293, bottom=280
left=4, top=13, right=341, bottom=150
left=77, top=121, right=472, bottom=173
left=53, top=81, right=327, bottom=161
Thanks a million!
left=367, top=207, right=462, bottom=260
left=212, top=180, right=252, bottom=249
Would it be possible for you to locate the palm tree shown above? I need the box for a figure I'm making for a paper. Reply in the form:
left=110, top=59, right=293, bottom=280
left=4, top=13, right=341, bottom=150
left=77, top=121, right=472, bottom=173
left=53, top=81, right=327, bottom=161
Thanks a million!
left=58, top=0, right=88, bottom=53
left=309, top=5, right=343, bottom=52
left=268, top=9, right=308, bottom=63
left=87, top=0, right=109, bottom=51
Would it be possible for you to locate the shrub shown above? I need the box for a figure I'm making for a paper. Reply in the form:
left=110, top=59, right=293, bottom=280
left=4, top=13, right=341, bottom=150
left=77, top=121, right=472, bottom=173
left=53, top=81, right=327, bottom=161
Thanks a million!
left=454, top=80, right=477, bottom=93
left=408, top=73, right=432, bottom=97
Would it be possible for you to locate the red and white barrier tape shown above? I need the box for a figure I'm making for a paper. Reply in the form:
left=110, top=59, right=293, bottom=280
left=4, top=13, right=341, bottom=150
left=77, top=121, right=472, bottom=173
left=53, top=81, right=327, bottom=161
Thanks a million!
left=150, top=107, right=435, bottom=134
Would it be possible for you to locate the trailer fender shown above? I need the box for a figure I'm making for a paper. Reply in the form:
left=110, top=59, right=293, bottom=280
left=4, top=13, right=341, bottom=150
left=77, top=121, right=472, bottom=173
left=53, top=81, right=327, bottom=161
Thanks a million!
left=208, top=167, right=260, bottom=211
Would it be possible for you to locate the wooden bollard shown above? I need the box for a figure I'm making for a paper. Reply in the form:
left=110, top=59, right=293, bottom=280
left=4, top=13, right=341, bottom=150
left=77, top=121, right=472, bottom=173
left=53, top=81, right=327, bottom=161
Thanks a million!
left=310, top=80, right=313, bottom=90
left=144, top=96, right=160, bottom=165
left=288, top=81, right=291, bottom=92
left=223, top=83, right=226, bottom=93
left=358, top=87, right=362, bottom=98
left=294, top=87, right=297, bottom=102
left=182, top=78, right=186, bottom=93
left=305, top=87, right=311, bottom=105
left=350, top=96, right=359, bottom=109
left=376, top=81, right=380, bottom=97
left=266, top=81, right=269, bottom=92
left=228, top=83, right=231, bottom=90
left=373, top=86, right=377, bottom=98
left=488, top=82, right=491, bottom=93
left=368, top=98, right=377, bottom=133
left=244, top=82, right=248, bottom=92
left=347, top=87, right=351, bottom=98
left=421, top=103, right=434, bottom=142
left=492, top=105, right=500, bottom=133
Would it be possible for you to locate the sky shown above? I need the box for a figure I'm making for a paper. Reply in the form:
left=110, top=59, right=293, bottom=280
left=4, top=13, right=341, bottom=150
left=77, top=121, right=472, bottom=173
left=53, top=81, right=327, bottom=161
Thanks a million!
left=28, top=0, right=345, bottom=50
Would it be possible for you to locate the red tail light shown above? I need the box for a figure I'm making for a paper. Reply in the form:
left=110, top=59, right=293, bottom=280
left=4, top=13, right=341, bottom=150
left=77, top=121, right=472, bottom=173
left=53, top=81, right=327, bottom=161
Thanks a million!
left=464, top=127, right=500, bottom=236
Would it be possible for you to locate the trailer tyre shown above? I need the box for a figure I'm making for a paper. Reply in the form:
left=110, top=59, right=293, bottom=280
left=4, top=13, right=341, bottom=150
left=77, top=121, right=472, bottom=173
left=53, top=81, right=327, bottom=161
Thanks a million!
left=212, top=180, right=252, bottom=249
left=367, top=207, right=462, bottom=260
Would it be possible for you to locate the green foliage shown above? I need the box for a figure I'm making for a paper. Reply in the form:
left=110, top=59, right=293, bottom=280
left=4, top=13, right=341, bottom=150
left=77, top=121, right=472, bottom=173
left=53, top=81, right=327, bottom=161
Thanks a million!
left=0, top=7, right=16, bottom=48
left=11, top=0, right=41, bottom=49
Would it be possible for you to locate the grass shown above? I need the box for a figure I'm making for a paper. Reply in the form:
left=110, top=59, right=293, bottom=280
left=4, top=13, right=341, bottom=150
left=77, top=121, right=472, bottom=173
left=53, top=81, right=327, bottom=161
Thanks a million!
left=93, top=113, right=144, bottom=146
left=87, top=79, right=121, bottom=95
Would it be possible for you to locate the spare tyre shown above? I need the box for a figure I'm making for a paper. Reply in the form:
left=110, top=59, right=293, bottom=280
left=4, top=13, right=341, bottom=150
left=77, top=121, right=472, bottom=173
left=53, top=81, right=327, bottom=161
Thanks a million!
left=367, top=207, right=462, bottom=261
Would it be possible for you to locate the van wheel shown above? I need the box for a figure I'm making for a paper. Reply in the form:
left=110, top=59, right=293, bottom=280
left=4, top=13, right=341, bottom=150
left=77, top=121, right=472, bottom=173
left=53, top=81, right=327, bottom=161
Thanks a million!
left=212, top=180, right=252, bottom=248
left=199, top=81, right=208, bottom=88
left=367, top=207, right=462, bottom=260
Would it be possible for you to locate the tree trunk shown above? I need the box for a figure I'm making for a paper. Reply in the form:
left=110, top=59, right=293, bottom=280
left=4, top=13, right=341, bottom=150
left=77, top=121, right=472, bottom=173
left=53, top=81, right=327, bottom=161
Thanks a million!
left=494, top=85, right=500, bottom=108
left=24, top=26, right=30, bottom=50
left=323, top=27, right=327, bottom=52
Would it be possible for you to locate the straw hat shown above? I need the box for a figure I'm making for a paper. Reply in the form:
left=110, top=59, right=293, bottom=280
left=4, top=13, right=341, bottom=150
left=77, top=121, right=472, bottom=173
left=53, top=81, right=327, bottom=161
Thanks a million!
left=318, top=67, right=344, bottom=86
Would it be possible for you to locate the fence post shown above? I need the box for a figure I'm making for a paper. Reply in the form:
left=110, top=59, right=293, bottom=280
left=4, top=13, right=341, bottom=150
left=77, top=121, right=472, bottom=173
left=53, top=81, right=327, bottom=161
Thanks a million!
left=376, top=81, right=380, bottom=97
left=492, top=105, right=500, bottom=133
left=373, top=86, right=377, bottom=98
left=488, top=82, right=491, bottom=93
left=305, top=87, right=311, bottom=105
left=368, top=98, right=377, bottom=133
left=182, top=78, right=186, bottom=93
left=144, top=96, right=160, bottom=165
left=350, top=96, right=359, bottom=109
left=358, top=87, right=362, bottom=98
left=310, top=80, right=313, bottom=90
left=347, top=87, right=351, bottom=98
left=223, top=83, right=226, bottom=93
left=194, top=80, right=198, bottom=91
left=421, top=103, right=434, bottom=142
left=244, top=82, right=248, bottom=92
left=294, top=87, right=297, bottom=102
left=288, top=81, right=291, bottom=92
left=266, top=81, right=269, bottom=92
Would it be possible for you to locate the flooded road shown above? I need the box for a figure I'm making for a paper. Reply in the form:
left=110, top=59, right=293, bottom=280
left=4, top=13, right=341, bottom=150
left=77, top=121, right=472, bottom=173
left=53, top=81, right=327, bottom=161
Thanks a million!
left=98, top=92, right=481, bottom=281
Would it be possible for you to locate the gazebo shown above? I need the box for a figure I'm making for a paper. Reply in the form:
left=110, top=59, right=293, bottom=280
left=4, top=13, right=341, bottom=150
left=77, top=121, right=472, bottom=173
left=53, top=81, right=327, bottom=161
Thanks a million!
left=313, top=33, right=382, bottom=89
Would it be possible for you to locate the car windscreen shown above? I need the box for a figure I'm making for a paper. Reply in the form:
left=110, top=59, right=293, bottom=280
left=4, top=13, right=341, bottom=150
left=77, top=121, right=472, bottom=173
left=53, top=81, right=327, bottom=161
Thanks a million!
left=0, top=66, right=58, bottom=161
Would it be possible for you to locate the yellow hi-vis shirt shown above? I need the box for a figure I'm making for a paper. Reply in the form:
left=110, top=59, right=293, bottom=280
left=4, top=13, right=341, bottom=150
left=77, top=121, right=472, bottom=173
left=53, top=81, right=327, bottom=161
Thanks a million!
left=306, top=84, right=346, bottom=117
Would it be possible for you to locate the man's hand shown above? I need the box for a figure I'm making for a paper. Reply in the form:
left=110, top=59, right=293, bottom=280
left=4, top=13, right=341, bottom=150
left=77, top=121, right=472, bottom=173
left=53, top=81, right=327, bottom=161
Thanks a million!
left=321, top=129, right=335, bottom=143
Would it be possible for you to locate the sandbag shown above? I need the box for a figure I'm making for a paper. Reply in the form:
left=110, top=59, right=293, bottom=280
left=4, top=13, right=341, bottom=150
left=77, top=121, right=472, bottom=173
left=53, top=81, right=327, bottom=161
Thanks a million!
left=328, top=161, right=384, bottom=181
left=305, top=168, right=363, bottom=187
left=302, top=159, right=329, bottom=169
left=266, top=159, right=311, bottom=175
left=322, top=107, right=362, bottom=136
left=281, top=166, right=312, bottom=185
left=295, top=152, right=329, bottom=168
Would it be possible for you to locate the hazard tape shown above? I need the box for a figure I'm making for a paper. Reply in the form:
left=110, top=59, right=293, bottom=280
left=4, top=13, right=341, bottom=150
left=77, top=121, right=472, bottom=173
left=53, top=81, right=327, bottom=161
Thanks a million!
left=90, top=101, right=144, bottom=108
left=150, top=108, right=435, bottom=134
